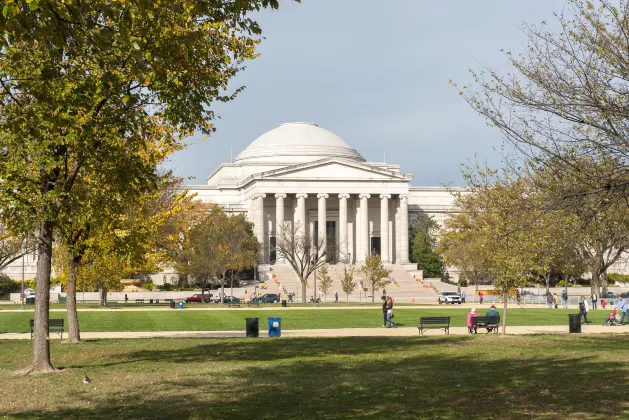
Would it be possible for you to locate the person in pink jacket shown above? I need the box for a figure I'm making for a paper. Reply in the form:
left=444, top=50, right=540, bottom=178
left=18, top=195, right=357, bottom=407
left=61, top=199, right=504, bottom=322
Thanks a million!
left=467, top=308, right=478, bottom=334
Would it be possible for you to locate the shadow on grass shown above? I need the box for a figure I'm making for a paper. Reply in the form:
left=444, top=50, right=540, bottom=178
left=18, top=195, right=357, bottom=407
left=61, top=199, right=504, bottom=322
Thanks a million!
left=63, top=336, right=472, bottom=368
left=7, top=335, right=629, bottom=419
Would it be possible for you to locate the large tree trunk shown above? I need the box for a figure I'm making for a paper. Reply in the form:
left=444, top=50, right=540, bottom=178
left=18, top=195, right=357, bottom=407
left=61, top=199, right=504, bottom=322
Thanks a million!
left=221, top=277, right=225, bottom=304
left=301, top=280, right=306, bottom=303
left=99, top=288, right=107, bottom=307
left=16, top=220, right=56, bottom=374
left=544, top=274, right=550, bottom=295
left=591, top=263, right=602, bottom=297
left=501, top=296, right=508, bottom=335
left=601, top=272, right=608, bottom=298
left=66, top=257, right=81, bottom=343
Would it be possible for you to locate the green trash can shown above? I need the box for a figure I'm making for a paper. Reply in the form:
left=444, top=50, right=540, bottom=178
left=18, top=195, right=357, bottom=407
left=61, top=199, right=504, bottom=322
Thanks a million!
left=58, top=296, right=67, bottom=304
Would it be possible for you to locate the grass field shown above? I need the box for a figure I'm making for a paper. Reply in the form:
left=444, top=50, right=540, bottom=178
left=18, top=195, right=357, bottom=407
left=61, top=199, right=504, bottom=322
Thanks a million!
left=1, top=335, right=628, bottom=419
left=0, top=307, right=612, bottom=333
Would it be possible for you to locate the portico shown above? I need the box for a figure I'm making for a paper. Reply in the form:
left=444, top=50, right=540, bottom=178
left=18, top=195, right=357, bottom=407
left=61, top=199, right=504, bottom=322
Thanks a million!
left=249, top=190, right=410, bottom=264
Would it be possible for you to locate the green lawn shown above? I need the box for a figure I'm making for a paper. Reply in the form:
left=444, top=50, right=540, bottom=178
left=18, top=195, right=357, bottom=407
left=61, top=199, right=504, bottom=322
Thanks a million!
left=1, top=335, right=628, bottom=419
left=0, top=307, right=612, bottom=333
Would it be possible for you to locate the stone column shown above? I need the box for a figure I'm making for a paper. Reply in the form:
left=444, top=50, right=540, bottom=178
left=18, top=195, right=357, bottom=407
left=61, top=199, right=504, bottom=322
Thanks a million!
left=338, top=193, right=350, bottom=262
left=254, top=193, right=266, bottom=262
left=359, top=193, right=370, bottom=261
left=380, top=194, right=391, bottom=263
left=275, top=193, right=286, bottom=263
left=295, top=193, right=308, bottom=239
left=317, top=194, right=328, bottom=258
left=399, top=194, right=409, bottom=263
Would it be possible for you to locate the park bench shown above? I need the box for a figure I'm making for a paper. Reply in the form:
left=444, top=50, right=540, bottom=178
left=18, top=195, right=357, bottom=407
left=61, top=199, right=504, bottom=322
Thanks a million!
left=471, top=316, right=500, bottom=334
left=228, top=303, right=241, bottom=308
left=418, top=316, right=450, bottom=336
left=247, top=301, right=260, bottom=308
left=135, top=299, right=144, bottom=303
left=30, top=319, right=64, bottom=339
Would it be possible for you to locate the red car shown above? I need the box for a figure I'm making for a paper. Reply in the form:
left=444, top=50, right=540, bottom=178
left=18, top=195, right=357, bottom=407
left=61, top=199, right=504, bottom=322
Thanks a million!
left=185, top=293, right=212, bottom=303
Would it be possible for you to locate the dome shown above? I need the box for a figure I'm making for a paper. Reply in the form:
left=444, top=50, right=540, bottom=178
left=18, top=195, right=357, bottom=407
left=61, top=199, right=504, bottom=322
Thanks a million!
left=234, top=122, right=365, bottom=164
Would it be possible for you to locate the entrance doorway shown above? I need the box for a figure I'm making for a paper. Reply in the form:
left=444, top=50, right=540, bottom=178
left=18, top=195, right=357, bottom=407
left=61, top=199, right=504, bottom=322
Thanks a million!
left=370, top=237, right=381, bottom=256
left=314, top=221, right=337, bottom=264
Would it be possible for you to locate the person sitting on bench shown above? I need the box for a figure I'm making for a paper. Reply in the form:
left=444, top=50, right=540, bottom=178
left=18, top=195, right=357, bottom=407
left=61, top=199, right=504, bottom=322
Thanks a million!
left=485, top=305, right=500, bottom=332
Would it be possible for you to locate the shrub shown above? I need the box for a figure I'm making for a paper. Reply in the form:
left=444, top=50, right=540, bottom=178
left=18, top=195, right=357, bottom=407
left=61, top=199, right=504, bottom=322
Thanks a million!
left=142, top=283, right=155, bottom=291
left=575, top=278, right=591, bottom=286
left=606, top=273, right=629, bottom=285
left=0, top=274, right=18, bottom=298
left=159, top=283, right=173, bottom=291
left=458, top=279, right=468, bottom=287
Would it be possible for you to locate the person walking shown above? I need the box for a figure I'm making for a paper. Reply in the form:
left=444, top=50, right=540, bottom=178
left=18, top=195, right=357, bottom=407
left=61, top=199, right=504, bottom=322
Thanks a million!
left=591, top=293, right=598, bottom=310
left=479, top=292, right=484, bottom=304
left=552, top=293, right=558, bottom=309
left=561, top=290, right=568, bottom=309
left=546, top=293, right=553, bottom=309
left=381, top=296, right=388, bottom=327
left=124, top=294, right=128, bottom=304
left=616, top=296, right=628, bottom=325
left=335, top=292, right=338, bottom=303
left=461, top=291, right=467, bottom=304
left=386, top=297, right=395, bottom=328
left=579, top=296, right=589, bottom=324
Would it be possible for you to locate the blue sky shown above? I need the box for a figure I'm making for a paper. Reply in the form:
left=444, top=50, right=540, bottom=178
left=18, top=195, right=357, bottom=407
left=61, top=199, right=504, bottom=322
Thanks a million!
left=164, top=0, right=566, bottom=186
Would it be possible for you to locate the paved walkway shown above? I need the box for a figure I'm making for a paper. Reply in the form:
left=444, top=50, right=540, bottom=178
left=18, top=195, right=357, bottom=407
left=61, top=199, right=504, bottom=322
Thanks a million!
left=0, top=304, right=605, bottom=312
left=2, top=324, right=627, bottom=340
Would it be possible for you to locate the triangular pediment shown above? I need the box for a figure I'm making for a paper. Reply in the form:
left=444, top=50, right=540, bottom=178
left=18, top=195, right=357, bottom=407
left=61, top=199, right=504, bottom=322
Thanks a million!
left=240, top=158, right=411, bottom=185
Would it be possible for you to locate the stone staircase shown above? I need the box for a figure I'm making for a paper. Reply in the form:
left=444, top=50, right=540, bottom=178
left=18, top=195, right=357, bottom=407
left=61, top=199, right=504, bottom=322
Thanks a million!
left=256, top=262, right=437, bottom=303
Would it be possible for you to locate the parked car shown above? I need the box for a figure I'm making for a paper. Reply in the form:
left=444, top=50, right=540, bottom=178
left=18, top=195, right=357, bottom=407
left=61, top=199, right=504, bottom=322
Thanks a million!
left=185, top=293, right=212, bottom=303
left=260, top=293, right=280, bottom=303
left=606, top=292, right=619, bottom=299
left=221, top=296, right=241, bottom=304
left=438, top=291, right=462, bottom=304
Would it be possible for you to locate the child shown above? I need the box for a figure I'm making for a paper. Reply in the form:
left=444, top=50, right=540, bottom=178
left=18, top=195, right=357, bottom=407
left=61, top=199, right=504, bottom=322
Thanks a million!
left=601, top=299, right=608, bottom=310
left=604, top=308, right=618, bottom=326
left=467, top=308, right=478, bottom=334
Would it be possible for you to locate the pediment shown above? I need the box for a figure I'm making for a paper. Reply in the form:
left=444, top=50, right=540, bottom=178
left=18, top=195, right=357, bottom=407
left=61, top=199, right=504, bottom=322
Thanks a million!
left=260, top=159, right=410, bottom=181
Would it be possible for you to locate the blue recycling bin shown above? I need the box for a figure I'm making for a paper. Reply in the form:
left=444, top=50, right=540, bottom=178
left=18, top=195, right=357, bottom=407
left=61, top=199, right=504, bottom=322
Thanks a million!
left=268, top=317, right=282, bottom=337
left=178, top=301, right=184, bottom=309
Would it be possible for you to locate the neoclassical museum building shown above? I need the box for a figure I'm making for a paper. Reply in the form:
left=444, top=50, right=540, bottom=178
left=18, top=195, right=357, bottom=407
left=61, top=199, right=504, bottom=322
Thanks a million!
left=188, top=122, right=458, bottom=282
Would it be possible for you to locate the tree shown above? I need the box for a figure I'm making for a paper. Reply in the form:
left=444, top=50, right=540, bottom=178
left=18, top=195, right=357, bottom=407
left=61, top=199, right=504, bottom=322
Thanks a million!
left=157, top=200, right=215, bottom=287
left=0, top=224, right=30, bottom=272
left=276, top=222, right=335, bottom=303
left=317, top=265, right=333, bottom=302
left=438, top=219, right=495, bottom=291
left=358, top=251, right=392, bottom=303
left=53, top=174, right=188, bottom=341
left=0, top=1, right=293, bottom=374
left=411, top=232, right=443, bottom=278
left=340, top=265, right=357, bottom=304
left=460, top=0, right=629, bottom=211
left=184, top=207, right=258, bottom=303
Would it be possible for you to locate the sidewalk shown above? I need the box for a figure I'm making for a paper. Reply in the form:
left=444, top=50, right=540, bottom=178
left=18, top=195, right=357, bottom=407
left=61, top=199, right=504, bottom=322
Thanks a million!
left=2, top=324, right=627, bottom=340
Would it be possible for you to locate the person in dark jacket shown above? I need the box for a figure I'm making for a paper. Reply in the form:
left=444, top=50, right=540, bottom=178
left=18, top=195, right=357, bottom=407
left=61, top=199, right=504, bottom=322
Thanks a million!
left=381, top=296, right=388, bottom=327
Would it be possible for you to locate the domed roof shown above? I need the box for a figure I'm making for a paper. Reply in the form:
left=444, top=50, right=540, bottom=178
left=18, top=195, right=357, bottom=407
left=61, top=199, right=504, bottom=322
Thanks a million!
left=234, top=122, right=365, bottom=164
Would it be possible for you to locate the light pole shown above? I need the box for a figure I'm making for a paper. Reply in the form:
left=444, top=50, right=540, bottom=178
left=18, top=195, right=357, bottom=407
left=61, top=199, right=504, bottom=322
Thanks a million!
left=21, top=250, right=25, bottom=310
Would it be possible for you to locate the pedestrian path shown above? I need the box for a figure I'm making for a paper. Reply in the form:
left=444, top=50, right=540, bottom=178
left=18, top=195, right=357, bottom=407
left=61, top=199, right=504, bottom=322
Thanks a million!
left=1, top=324, right=627, bottom=340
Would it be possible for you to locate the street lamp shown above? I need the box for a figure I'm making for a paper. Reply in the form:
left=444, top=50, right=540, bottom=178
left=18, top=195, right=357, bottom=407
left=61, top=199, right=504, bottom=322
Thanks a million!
left=21, top=250, right=25, bottom=310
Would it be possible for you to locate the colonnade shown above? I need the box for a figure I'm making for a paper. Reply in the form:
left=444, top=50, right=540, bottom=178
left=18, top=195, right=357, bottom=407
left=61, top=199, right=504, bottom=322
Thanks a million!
left=250, top=193, right=409, bottom=264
